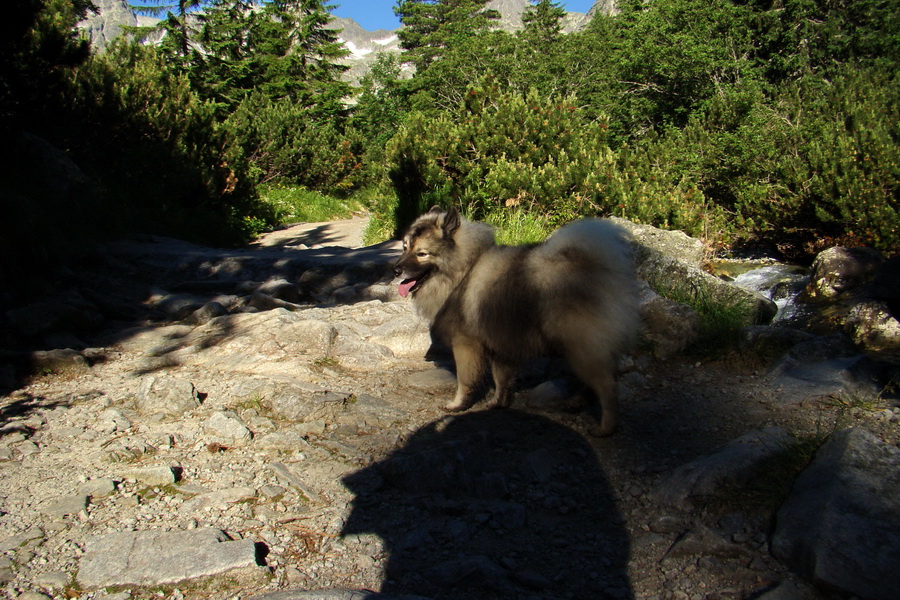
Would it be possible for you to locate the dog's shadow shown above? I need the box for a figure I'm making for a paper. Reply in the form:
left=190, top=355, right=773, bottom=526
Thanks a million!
left=342, top=409, right=633, bottom=599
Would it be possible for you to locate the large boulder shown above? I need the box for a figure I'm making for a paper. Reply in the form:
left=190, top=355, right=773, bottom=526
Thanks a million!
left=611, top=217, right=777, bottom=327
left=798, top=248, right=899, bottom=363
left=771, top=428, right=900, bottom=600
left=802, top=247, right=883, bottom=303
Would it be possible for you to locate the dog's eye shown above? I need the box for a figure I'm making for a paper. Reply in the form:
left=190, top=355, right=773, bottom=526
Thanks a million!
left=416, top=251, right=429, bottom=257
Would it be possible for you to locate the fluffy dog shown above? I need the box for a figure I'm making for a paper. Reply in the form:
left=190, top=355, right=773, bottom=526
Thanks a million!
left=394, top=207, right=639, bottom=436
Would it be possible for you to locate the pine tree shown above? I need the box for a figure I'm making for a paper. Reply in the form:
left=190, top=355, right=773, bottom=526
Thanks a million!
left=252, top=0, right=351, bottom=112
left=394, top=0, right=500, bottom=71
left=194, top=0, right=257, bottom=108
left=130, top=1, right=203, bottom=67
left=521, top=0, right=565, bottom=46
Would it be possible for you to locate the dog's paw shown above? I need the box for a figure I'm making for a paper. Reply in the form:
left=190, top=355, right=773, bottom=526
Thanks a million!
left=588, top=421, right=617, bottom=437
left=441, top=401, right=470, bottom=413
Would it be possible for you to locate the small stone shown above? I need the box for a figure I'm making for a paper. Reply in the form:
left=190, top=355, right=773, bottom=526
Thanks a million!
left=116, top=465, right=178, bottom=486
left=203, top=411, right=253, bottom=446
left=41, top=495, right=88, bottom=517
left=34, top=569, right=71, bottom=589
left=78, top=478, right=117, bottom=498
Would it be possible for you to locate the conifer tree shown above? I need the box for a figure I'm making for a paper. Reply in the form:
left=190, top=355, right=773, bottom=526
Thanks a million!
left=131, top=1, right=203, bottom=67
left=521, top=0, right=565, bottom=46
left=394, top=0, right=500, bottom=71
left=252, top=0, right=350, bottom=112
left=194, top=0, right=257, bottom=108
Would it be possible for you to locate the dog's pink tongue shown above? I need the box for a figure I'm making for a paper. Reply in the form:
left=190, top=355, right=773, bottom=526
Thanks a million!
left=398, top=279, right=416, bottom=298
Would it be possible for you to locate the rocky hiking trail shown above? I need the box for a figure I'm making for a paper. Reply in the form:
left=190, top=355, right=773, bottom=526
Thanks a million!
left=1, top=217, right=898, bottom=600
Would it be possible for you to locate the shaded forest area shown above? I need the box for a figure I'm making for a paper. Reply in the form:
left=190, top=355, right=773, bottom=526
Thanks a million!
left=1, top=0, right=897, bottom=308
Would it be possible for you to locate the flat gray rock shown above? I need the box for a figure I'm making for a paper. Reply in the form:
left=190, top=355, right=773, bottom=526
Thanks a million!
left=771, top=428, right=900, bottom=600
left=77, top=527, right=261, bottom=588
left=650, top=427, right=792, bottom=510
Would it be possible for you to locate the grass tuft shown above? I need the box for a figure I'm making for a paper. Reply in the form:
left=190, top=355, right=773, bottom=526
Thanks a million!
left=259, top=183, right=362, bottom=226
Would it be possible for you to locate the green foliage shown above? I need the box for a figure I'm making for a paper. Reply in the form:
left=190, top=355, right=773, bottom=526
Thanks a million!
left=385, top=82, right=614, bottom=226
left=624, top=64, right=899, bottom=254
left=483, top=207, right=553, bottom=245
left=72, top=42, right=269, bottom=244
left=748, top=0, right=900, bottom=82
left=381, top=80, right=729, bottom=240
left=225, top=92, right=365, bottom=192
left=130, top=1, right=203, bottom=67
left=521, top=0, right=566, bottom=47
left=5, top=0, right=899, bottom=292
left=589, top=0, right=759, bottom=136
left=395, top=0, right=500, bottom=71
left=350, top=53, right=410, bottom=153
left=258, top=183, right=362, bottom=225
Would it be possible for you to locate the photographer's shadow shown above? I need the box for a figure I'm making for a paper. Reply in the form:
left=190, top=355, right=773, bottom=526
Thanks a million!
left=342, top=409, right=632, bottom=599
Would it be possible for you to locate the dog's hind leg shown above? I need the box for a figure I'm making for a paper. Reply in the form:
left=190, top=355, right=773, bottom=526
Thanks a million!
left=566, top=351, right=618, bottom=437
left=487, top=359, right=517, bottom=409
left=443, top=336, right=485, bottom=412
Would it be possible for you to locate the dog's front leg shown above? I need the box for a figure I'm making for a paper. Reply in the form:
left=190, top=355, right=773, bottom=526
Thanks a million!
left=443, top=336, right=484, bottom=412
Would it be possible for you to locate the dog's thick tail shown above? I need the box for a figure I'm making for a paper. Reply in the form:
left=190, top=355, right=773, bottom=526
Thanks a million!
left=535, top=218, right=635, bottom=281
left=530, top=218, right=640, bottom=347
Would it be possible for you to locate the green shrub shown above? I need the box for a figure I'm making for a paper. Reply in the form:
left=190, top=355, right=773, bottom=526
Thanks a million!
left=630, top=66, right=900, bottom=256
left=383, top=82, right=616, bottom=230
left=382, top=81, right=731, bottom=243
left=225, top=93, right=365, bottom=193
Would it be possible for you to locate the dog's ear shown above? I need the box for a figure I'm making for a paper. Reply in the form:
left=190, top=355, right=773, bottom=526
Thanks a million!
left=441, top=207, right=461, bottom=237
left=426, top=205, right=443, bottom=215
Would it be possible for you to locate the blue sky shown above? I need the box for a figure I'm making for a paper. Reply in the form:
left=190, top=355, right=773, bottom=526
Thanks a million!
left=331, top=1, right=598, bottom=32
left=131, top=2, right=598, bottom=34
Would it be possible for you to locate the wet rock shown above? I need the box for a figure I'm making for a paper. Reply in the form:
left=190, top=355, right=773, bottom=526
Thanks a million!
left=803, top=246, right=883, bottom=303
left=772, top=428, right=900, bottom=600
left=623, top=224, right=777, bottom=326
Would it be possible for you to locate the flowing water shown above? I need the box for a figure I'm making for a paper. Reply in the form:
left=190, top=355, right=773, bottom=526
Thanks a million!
left=713, top=261, right=811, bottom=325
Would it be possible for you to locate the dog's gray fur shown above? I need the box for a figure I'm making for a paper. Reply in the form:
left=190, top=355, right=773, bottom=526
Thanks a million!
left=394, top=206, right=639, bottom=436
